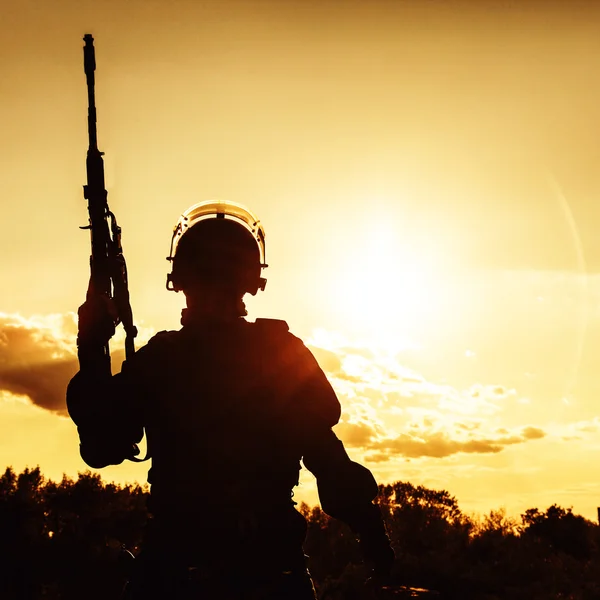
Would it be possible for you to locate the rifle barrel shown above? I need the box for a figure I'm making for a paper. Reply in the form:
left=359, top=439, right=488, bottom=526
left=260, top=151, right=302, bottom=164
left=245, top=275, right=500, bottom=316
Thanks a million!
left=83, top=34, right=98, bottom=151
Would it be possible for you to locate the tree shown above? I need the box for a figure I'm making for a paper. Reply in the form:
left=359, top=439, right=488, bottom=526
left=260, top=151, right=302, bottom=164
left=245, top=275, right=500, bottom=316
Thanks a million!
left=0, top=467, right=149, bottom=600
left=375, top=481, right=472, bottom=592
left=521, top=504, right=596, bottom=560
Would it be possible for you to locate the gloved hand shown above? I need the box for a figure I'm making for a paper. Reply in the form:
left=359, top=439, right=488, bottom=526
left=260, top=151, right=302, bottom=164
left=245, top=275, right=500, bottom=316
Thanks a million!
left=360, top=529, right=395, bottom=578
left=79, top=430, right=141, bottom=468
left=77, top=290, right=118, bottom=347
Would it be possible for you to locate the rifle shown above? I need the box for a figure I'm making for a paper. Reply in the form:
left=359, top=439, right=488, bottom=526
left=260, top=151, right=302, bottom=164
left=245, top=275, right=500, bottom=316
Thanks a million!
left=79, top=34, right=137, bottom=371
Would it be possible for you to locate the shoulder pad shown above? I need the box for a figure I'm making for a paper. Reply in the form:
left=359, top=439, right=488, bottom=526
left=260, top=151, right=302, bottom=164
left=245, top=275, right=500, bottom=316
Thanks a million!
left=148, top=329, right=176, bottom=341
left=120, top=330, right=178, bottom=372
left=144, top=329, right=178, bottom=350
left=253, top=318, right=290, bottom=334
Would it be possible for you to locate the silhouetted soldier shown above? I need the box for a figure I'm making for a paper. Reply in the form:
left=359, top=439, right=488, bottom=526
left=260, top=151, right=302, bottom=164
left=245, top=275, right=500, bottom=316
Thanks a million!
left=67, top=200, right=394, bottom=599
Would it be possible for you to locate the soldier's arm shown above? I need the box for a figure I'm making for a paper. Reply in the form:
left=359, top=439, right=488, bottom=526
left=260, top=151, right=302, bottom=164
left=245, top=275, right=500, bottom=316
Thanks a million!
left=67, top=369, right=142, bottom=468
left=303, top=429, right=394, bottom=574
left=66, top=336, right=163, bottom=468
left=286, top=336, right=394, bottom=575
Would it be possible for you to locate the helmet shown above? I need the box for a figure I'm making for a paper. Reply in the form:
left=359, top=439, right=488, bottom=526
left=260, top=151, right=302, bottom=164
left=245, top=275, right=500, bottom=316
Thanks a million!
left=166, top=200, right=267, bottom=295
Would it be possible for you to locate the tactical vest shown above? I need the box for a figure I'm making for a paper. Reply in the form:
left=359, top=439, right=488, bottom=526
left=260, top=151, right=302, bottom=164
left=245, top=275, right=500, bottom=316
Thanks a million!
left=120, top=318, right=340, bottom=532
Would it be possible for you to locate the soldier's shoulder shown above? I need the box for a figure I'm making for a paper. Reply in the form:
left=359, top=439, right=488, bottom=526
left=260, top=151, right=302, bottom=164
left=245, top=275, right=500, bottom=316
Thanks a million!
left=252, top=318, right=290, bottom=334
left=119, top=330, right=180, bottom=375
left=147, top=329, right=180, bottom=343
left=249, top=318, right=314, bottom=354
left=135, top=329, right=180, bottom=357
left=251, top=318, right=303, bottom=347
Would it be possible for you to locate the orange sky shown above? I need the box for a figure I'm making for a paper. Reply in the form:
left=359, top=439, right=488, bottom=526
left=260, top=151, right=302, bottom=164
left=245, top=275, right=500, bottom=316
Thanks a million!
left=2, top=0, right=600, bottom=522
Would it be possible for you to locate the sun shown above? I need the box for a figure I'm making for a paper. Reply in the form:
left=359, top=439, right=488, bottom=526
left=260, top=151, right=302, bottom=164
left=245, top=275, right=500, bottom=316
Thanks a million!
left=328, top=222, right=441, bottom=336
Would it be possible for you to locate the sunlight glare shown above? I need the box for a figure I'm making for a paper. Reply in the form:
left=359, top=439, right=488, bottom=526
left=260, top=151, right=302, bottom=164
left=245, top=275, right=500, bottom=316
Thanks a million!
left=329, top=221, right=441, bottom=336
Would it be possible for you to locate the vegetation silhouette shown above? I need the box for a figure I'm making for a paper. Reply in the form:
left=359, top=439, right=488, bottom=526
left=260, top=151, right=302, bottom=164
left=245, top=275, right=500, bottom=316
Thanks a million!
left=2, top=466, right=600, bottom=599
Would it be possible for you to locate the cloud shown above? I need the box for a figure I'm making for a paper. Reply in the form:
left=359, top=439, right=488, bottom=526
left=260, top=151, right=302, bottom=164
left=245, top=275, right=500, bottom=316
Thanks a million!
left=0, top=312, right=153, bottom=415
left=0, top=313, right=79, bottom=414
left=371, top=426, right=546, bottom=459
left=308, top=346, right=342, bottom=375
left=334, top=421, right=378, bottom=447
left=574, top=418, right=600, bottom=433
left=456, top=421, right=482, bottom=431
left=1, top=358, right=79, bottom=414
left=308, top=328, right=547, bottom=460
left=0, top=311, right=552, bottom=464
left=522, top=426, right=545, bottom=440
left=375, top=433, right=508, bottom=459
left=364, top=452, right=391, bottom=464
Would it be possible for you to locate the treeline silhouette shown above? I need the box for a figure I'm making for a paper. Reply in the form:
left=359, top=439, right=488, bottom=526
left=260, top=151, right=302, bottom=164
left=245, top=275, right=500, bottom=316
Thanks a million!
left=1, top=467, right=600, bottom=599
